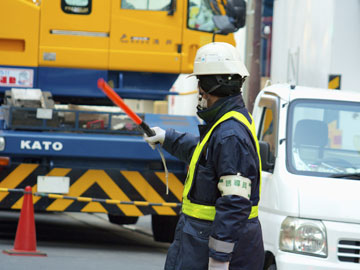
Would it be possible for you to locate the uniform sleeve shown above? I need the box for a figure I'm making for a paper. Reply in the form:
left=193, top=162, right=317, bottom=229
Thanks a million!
left=162, top=128, right=199, bottom=164
left=208, top=127, right=259, bottom=262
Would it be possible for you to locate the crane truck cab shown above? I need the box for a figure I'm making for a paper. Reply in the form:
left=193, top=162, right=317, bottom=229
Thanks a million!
left=0, top=0, right=246, bottom=100
left=252, top=84, right=360, bottom=270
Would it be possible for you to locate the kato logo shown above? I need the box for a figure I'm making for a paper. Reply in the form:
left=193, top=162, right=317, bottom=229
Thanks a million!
left=20, top=140, right=63, bottom=151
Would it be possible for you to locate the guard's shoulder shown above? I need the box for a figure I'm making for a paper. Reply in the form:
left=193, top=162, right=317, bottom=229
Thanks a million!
left=214, top=118, right=250, bottom=141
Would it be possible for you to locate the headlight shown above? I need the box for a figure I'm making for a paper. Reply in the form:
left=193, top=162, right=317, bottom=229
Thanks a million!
left=0, top=137, right=5, bottom=151
left=279, top=217, right=327, bottom=257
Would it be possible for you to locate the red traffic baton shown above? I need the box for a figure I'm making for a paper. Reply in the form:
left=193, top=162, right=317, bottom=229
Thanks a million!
left=97, top=78, right=156, bottom=137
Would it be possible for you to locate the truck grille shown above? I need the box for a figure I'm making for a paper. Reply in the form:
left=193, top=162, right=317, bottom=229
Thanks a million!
left=338, top=240, right=360, bottom=263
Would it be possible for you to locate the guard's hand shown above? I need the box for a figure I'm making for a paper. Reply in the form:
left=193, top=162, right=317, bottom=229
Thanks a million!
left=143, top=127, right=166, bottom=150
left=208, top=257, right=229, bottom=270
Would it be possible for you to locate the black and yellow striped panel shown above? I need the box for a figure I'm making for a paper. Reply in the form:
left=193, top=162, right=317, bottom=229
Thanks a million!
left=0, top=164, right=185, bottom=216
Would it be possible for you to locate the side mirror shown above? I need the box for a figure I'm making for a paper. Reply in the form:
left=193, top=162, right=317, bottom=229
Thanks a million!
left=259, top=141, right=275, bottom=172
left=212, top=0, right=246, bottom=34
left=213, top=16, right=237, bottom=34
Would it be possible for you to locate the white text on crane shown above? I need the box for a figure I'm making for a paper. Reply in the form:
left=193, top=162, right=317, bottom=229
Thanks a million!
left=20, top=140, right=63, bottom=151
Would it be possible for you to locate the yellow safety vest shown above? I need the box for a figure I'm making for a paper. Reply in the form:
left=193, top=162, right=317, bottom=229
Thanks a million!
left=182, top=111, right=262, bottom=221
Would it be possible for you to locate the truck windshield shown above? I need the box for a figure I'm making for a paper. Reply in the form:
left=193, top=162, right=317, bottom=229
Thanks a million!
left=287, top=99, right=360, bottom=178
left=188, top=0, right=216, bottom=32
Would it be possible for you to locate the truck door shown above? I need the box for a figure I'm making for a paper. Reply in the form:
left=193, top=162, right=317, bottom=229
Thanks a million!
left=256, top=93, right=280, bottom=248
left=39, top=0, right=111, bottom=70
left=109, top=0, right=184, bottom=74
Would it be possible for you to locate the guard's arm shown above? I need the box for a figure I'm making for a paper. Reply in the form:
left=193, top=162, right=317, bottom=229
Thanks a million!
left=162, top=128, right=199, bottom=164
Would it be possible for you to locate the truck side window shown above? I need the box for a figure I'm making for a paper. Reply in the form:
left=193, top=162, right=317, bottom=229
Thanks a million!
left=61, top=0, right=92, bottom=15
left=121, top=0, right=172, bottom=11
left=188, top=0, right=216, bottom=32
left=259, top=108, right=276, bottom=164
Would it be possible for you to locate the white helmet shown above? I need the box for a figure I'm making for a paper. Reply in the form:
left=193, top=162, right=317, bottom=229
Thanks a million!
left=189, top=42, right=249, bottom=77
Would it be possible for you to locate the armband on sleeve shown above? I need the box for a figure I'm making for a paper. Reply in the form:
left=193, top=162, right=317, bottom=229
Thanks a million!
left=218, top=173, right=251, bottom=199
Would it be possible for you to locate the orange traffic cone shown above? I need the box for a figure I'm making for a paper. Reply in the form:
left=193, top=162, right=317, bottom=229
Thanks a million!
left=2, top=186, right=46, bottom=256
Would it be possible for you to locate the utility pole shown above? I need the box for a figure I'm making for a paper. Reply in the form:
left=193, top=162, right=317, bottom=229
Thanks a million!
left=246, top=0, right=262, bottom=113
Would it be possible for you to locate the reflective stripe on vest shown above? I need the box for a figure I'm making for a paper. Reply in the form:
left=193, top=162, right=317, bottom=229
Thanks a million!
left=182, top=111, right=262, bottom=221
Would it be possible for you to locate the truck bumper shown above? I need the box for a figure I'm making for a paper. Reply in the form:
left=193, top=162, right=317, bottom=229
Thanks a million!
left=277, top=251, right=359, bottom=270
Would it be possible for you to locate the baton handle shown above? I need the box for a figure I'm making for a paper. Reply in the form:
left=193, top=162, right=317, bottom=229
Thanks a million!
left=139, top=122, right=156, bottom=137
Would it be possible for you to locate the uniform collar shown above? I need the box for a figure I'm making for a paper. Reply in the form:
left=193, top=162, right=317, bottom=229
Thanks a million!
left=197, top=94, right=246, bottom=137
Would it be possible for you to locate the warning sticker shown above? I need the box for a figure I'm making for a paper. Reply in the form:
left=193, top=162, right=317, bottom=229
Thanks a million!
left=328, top=74, right=341, bottom=90
left=0, top=68, right=34, bottom=88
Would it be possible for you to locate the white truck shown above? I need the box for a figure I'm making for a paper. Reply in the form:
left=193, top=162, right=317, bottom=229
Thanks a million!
left=253, top=84, right=360, bottom=270
left=270, top=0, right=359, bottom=90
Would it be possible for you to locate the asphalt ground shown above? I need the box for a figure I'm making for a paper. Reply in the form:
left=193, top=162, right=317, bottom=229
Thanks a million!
left=0, top=211, right=170, bottom=270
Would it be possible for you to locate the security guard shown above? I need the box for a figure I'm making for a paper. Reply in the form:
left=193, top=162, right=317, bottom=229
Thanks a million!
left=145, top=42, right=264, bottom=270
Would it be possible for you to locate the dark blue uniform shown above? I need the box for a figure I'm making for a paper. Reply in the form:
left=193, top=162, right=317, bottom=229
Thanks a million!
left=162, top=94, right=264, bottom=270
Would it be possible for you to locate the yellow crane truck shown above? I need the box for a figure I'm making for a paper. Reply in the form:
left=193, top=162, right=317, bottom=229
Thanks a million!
left=0, top=0, right=245, bottom=242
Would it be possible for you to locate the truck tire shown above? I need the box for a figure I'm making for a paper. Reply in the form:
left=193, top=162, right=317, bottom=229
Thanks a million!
left=151, top=215, right=179, bottom=243
left=108, top=214, right=138, bottom=225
